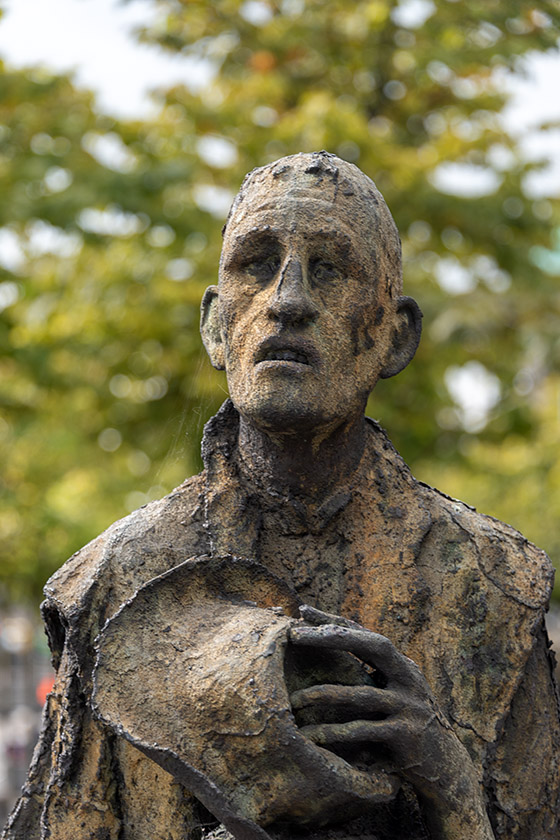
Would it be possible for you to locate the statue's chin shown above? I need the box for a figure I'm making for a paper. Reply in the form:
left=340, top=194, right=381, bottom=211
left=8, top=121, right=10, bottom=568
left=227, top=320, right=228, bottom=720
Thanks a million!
left=237, top=398, right=331, bottom=435
left=231, top=378, right=370, bottom=439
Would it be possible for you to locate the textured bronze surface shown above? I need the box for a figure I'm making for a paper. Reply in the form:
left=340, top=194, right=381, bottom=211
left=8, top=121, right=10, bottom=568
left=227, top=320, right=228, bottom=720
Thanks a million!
left=4, top=153, right=559, bottom=840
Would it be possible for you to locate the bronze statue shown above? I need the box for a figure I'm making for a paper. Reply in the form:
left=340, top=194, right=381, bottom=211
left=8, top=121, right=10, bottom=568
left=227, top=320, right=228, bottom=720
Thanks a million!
left=4, top=153, right=559, bottom=840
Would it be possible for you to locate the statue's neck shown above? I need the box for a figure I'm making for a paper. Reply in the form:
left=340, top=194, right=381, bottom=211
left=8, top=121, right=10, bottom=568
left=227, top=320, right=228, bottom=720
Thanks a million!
left=236, top=413, right=367, bottom=502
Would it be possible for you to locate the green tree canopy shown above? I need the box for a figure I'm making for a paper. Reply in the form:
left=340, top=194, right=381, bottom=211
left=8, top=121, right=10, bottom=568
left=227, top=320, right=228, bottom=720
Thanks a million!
left=1, top=0, right=559, bottom=603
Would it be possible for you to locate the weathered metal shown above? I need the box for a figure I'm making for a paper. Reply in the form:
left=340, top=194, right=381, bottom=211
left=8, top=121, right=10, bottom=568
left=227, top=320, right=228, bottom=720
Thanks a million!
left=4, top=153, right=559, bottom=840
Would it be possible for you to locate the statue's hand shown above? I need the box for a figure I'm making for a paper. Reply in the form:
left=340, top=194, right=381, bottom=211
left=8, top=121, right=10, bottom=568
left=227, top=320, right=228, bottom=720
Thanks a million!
left=289, top=606, right=495, bottom=840
left=289, top=606, right=446, bottom=790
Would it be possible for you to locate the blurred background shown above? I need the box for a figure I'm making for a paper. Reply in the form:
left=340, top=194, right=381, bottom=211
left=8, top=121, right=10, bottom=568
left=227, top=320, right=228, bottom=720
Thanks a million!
left=0, top=0, right=559, bottom=823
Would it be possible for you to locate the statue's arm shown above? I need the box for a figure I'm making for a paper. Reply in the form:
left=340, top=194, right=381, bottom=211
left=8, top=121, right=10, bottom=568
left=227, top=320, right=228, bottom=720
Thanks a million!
left=487, top=620, right=560, bottom=839
left=3, top=524, right=113, bottom=839
left=289, top=614, right=495, bottom=840
left=1, top=692, right=56, bottom=840
left=1, top=616, right=90, bottom=840
left=1, top=612, right=105, bottom=840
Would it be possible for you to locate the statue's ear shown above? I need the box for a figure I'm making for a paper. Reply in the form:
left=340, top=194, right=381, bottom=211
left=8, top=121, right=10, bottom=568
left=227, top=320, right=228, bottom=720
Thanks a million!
left=379, top=296, right=422, bottom=379
left=200, top=285, right=225, bottom=370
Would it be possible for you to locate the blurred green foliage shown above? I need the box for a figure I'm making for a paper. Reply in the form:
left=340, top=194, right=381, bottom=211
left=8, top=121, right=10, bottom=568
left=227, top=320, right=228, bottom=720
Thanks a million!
left=1, top=0, right=559, bottom=603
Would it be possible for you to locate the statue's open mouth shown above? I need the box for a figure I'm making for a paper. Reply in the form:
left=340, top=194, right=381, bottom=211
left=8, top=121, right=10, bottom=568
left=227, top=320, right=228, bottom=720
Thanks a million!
left=261, top=349, right=309, bottom=364
left=255, top=337, right=317, bottom=367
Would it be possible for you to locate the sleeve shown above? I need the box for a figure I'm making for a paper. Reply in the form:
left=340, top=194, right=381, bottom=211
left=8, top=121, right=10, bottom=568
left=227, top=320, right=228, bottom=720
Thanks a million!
left=3, top=606, right=204, bottom=840
left=2, top=604, right=124, bottom=840
left=487, top=619, right=560, bottom=839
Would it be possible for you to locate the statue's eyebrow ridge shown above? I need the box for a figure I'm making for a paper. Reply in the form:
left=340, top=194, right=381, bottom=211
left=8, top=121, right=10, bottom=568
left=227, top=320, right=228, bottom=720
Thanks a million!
left=229, top=227, right=354, bottom=250
left=229, top=227, right=282, bottom=249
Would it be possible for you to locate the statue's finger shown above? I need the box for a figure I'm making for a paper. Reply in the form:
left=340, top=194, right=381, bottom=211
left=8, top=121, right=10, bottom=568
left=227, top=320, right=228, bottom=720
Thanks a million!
left=289, top=624, right=421, bottom=688
left=290, top=683, right=399, bottom=717
left=300, top=718, right=405, bottom=747
left=298, top=604, right=364, bottom=630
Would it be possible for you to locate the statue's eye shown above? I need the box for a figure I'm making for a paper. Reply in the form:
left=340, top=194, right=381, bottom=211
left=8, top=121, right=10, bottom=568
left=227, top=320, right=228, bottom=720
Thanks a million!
left=309, top=258, right=338, bottom=285
left=245, top=255, right=280, bottom=281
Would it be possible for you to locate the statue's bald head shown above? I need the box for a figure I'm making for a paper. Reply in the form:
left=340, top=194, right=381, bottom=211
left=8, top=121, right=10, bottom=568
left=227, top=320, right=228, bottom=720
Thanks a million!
left=203, top=151, right=422, bottom=426
left=223, top=151, right=403, bottom=300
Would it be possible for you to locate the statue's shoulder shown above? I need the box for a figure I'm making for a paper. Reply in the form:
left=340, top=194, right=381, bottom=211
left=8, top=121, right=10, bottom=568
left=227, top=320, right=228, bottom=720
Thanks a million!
left=416, top=476, right=554, bottom=611
left=43, top=472, right=208, bottom=631
left=365, top=418, right=554, bottom=611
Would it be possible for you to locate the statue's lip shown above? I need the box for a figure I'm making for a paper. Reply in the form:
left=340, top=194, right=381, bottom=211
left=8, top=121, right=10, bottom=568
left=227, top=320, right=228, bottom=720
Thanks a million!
left=255, top=336, right=318, bottom=367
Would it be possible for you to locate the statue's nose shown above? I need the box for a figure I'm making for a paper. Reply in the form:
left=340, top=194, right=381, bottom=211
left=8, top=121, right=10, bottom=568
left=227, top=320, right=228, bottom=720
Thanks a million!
left=267, top=257, right=319, bottom=326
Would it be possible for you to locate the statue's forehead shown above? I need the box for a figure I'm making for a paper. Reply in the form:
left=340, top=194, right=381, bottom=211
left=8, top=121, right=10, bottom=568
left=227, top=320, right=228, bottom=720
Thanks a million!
left=244, top=165, right=348, bottom=199
left=225, top=193, right=367, bottom=239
